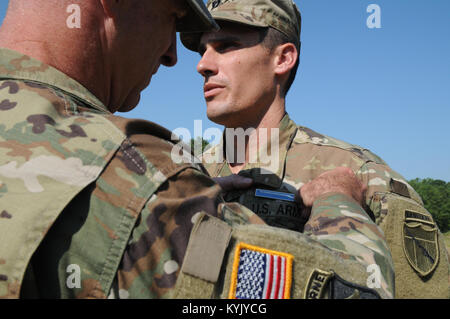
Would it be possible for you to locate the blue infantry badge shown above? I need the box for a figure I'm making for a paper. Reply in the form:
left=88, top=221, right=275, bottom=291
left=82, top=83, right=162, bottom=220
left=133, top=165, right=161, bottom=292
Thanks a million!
left=228, top=242, right=294, bottom=299
left=402, top=210, right=439, bottom=277
left=255, top=189, right=296, bottom=202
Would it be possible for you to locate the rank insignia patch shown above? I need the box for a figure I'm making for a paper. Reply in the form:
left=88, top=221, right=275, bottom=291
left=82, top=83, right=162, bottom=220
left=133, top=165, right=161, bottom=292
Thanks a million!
left=229, top=242, right=293, bottom=299
left=403, top=210, right=439, bottom=277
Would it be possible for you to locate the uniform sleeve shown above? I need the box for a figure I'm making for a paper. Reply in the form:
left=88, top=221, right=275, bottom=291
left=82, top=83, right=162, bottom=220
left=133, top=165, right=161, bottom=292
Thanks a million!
left=357, top=161, right=423, bottom=223
left=111, top=168, right=265, bottom=299
left=303, top=191, right=395, bottom=298
left=357, top=161, right=450, bottom=298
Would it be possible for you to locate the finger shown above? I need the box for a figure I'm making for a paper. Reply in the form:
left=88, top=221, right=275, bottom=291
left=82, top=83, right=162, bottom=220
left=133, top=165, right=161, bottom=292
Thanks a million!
left=300, top=206, right=312, bottom=223
left=231, top=175, right=253, bottom=189
left=299, top=183, right=315, bottom=207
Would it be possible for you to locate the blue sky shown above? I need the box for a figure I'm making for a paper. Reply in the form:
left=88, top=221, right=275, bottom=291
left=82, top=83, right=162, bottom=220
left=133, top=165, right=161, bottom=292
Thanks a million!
left=0, top=1, right=449, bottom=181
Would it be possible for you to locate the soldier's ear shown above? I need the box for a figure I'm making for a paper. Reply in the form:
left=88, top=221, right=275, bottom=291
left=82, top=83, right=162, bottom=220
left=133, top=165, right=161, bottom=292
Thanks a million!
left=273, top=43, right=298, bottom=77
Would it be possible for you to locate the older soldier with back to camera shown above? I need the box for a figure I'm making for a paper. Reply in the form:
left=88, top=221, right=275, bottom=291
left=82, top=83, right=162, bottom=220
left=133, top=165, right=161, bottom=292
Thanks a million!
left=181, top=0, right=449, bottom=298
left=0, top=0, right=395, bottom=299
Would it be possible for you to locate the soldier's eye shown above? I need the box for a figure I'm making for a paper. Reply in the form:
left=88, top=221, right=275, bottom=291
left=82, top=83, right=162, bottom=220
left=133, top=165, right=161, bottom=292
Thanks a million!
left=217, top=41, right=239, bottom=52
left=198, top=46, right=206, bottom=57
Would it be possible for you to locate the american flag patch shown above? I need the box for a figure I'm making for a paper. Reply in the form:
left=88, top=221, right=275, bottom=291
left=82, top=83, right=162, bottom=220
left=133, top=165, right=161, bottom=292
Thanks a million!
left=228, top=242, right=294, bottom=299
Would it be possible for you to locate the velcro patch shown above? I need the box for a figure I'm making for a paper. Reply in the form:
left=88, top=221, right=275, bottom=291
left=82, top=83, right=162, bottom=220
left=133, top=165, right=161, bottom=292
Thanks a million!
left=228, top=242, right=293, bottom=299
left=304, top=269, right=334, bottom=299
left=330, top=273, right=381, bottom=299
left=403, top=209, right=439, bottom=276
left=304, top=269, right=381, bottom=299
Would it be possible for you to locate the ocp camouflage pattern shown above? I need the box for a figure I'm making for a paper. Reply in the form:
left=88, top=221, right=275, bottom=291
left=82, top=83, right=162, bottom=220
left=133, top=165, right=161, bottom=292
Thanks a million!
left=202, top=113, right=450, bottom=298
left=1, top=46, right=446, bottom=299
left=0, top=48, right=385, bottom=300
left=0, top=48, right=264, bottom=299
left=207, top=0, right=300, bottom=39
left=181, top=0, right=301, bottom=51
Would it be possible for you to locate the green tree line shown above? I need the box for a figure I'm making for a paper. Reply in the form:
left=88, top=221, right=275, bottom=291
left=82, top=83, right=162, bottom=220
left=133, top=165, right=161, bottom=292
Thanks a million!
left=409, top=178, right=450, bottom=233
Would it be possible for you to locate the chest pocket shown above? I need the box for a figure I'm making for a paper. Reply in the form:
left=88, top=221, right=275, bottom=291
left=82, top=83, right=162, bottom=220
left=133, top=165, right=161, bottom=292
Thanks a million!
left=224, top=187, right=306, bottom=232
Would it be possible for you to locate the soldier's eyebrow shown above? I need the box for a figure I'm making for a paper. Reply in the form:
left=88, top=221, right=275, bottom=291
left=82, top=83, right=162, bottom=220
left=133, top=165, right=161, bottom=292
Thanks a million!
left=198, top=36, right=241, bottom=53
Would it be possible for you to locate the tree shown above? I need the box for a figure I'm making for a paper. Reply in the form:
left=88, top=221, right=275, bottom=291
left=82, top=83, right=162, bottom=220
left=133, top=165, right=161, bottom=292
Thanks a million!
left=190, top=137, right=211, bottom=157
left=408, top=178, right=450, bottom=233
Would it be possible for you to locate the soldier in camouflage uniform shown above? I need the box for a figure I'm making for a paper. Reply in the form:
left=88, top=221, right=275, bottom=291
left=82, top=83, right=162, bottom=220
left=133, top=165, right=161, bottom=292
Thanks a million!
left=0, top=0, right=396, bottom=299
left=181, top=0, right=450, bottom=298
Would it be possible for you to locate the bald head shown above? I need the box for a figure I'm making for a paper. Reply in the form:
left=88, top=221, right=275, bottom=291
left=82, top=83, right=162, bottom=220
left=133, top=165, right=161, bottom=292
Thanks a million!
left=4, top=0, right=101, bottom=35
left=0, top=0, right=184, bottom=112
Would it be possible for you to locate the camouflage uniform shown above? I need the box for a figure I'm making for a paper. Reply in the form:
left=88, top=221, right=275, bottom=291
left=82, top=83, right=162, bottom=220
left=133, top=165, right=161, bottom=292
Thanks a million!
left=181, top=0, right=449, bottom=299
left=0, top=49, right=398, bottom=299
left=0, top=47, right=231, bottom=298
left=0, top=0, right=396, bottom=299
left=202, top=113, right=450, bottom=298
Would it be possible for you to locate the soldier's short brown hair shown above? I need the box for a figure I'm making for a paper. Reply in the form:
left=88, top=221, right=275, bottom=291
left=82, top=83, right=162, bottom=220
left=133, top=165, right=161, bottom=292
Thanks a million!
left=258, top=27, right=300, bottom=97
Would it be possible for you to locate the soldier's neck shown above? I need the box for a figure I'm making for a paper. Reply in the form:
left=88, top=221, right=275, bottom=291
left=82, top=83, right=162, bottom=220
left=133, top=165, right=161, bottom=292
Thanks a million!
left=0, top=28, right=112, bottom=112
left=227, top=102, right=286, bottom=175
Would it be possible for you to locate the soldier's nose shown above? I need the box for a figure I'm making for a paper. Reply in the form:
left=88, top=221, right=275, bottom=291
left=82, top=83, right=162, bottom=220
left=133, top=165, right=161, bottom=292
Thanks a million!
left=197, top=49, right=217, bottom=77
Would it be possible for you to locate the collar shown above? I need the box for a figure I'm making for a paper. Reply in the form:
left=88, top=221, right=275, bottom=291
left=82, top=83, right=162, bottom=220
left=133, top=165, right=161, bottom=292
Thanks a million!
left=212, top=113, right=298, bottom=188
left=0, top=48, right=109, bottom=113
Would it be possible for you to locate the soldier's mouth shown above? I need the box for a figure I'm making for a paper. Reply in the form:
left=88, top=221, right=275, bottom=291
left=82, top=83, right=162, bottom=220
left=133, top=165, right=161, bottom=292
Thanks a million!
left=204, top=83, right=224, bottom=98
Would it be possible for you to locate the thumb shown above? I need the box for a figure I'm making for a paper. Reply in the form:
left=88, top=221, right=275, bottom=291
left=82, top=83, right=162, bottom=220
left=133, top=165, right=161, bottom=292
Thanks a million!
left=213, top=175, right=253, bottom=192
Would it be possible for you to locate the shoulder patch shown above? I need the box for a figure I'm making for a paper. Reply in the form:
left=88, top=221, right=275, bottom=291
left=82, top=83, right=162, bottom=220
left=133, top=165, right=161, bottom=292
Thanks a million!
left=228, top=242, right=293, bottom=299
left=403, top=210, right=439, bottom=277
left=304, top=269, right=334, bottom=299
left=329, top=273, right=381, bottom=299
left=305, top=270, right=381, bottom=299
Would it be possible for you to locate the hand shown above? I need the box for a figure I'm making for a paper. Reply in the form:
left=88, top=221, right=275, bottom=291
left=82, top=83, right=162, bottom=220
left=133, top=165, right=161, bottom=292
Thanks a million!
left=299, top=167, right=367, bottom=207
left=213, top=175, right=253, bottom=193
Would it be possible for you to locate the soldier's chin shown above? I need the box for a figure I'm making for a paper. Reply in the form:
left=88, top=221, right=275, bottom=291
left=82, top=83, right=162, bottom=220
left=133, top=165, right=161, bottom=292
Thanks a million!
left=207, top=110, right=234, bottom=127
left=206, top=103, right=238, bottom=126
left=206, top=109, right=223, bottom=125
left=118, top=94, right=141, bottom=113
